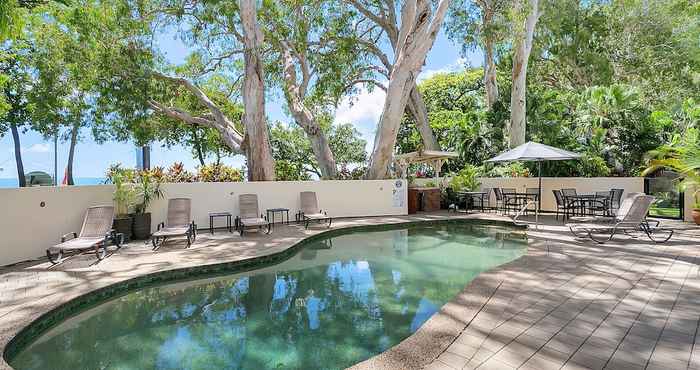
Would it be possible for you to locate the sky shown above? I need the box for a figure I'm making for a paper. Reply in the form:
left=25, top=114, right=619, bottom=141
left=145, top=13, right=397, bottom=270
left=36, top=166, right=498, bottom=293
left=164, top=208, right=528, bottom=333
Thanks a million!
left=0, top=23, right=483, bottom=181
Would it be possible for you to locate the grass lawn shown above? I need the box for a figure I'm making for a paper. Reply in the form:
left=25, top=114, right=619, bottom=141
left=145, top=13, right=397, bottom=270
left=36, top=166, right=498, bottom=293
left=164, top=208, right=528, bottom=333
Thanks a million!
left=649, top=206, right=680, bottom=218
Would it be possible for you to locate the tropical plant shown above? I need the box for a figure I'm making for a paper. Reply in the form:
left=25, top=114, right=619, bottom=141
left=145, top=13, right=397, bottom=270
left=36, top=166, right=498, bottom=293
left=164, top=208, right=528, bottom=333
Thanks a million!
left=110, top=168, right=137, bottom=217
left=166, top=162, right=196, bottom=183
left=644, top=129, right=700, bottom=209
left=450, top=165, right=481, bottom=191
left=134, top=171, right=164, bottom=214
left=197, top=164, right=244, bottom=183
left=484, top=162, right=530, bottom=178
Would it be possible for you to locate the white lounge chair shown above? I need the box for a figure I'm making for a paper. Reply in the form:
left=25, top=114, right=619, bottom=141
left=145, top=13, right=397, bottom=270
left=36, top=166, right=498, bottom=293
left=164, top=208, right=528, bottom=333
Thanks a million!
left=568, top=195, right=673, bottom=243
left=236, top=194, right=270, bottom=236
left=151, top=198, right=196, bottom=250
left=46, top=205, right=121, bottom=264
left=299, top=191, right=332, bottom=229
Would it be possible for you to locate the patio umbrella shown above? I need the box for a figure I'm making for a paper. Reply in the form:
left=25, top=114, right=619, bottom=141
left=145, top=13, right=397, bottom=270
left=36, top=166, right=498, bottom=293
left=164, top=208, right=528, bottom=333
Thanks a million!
left=486, top=142, right=581, bottom=227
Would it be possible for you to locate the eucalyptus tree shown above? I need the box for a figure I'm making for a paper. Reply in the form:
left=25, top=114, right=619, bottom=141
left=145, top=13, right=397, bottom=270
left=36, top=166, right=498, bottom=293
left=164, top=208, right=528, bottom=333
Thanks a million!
left=508, top=0, right=540, bottom=147
left=346, top=0, right=441, bottom=153
left=262, top=1, right=362, bottom=179
left=446, top=0, right=510, bottom=110
left=141, top=0, right=275, bottom=180
left=347, top=0, right=451, bottom=179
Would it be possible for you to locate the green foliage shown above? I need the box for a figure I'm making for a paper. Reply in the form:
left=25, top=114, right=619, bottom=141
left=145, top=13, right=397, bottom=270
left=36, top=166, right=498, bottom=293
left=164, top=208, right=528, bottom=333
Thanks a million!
left=484, top=163, right=530, bottom=178
left=134, top=171, right=164, bottom=214
left=450, top=165, right=481, bottom=191
left=164, top=162, right=196, bottom=183
left=107, top=165, right=138, bottom=217
left=270, top=121, right=367, bottom=179
left=197, top=164, right=243, bottom=183
left=644, top=128, right=700, bottom=208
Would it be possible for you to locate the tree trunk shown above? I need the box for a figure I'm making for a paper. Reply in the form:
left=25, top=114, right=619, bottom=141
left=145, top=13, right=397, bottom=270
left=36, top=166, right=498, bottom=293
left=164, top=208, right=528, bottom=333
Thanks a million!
left=10, top=123, right=26, bottom=187
left=279, top=46, right=337, bottom=179
left=406, top=86, right=440, bottom=150
left=191, top=128, right=206, bottom=166
left=239, top=0, right=275, bottom=181
left=367, top=68, right=421, bottom=179
left=483, top=37, right=499, bottom=110
left=365, top=0, right=450, bottom=179
left=509, top=0, right=539, bottom=148
left=65, top=121, right=79, bottom=185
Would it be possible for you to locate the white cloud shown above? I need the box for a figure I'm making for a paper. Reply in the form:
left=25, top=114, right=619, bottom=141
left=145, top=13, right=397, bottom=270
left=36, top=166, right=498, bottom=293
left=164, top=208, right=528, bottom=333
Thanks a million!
left=334, top=87, right=385, bottom=126
left=24, top=144, right=51, bottom=153
left=8, top=143, right=51, bottom=154
left=418, top=57, right=469, bottom=82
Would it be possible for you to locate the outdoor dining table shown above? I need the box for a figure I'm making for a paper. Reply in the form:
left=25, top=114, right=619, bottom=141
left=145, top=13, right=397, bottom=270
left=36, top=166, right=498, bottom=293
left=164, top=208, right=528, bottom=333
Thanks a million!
left=564, top=194, right=611, bottom=217
left=502, top=192, right=539, bottom=213
left=458, top=191, right=488, bottom=212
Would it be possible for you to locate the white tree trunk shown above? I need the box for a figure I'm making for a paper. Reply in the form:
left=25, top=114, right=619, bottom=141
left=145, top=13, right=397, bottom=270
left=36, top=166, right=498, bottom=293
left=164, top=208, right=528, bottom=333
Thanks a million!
left=240, top=0, right=275, bottom=181
left=484, top=37, right=499, bottom=110
left=347, top=0, right=440, bottom=153
left=509, top=0, right=539, bottom=148
left=407, top=86, right=440, bottom=150
left=280, top=45, right=337, bottom=179
left=366, top=0, right=450, bottom=179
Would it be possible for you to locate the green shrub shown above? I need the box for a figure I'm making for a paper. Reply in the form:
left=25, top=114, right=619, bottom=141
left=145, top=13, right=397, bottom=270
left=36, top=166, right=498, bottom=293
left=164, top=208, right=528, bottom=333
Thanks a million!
left=450, top=165, right=481, bottom=191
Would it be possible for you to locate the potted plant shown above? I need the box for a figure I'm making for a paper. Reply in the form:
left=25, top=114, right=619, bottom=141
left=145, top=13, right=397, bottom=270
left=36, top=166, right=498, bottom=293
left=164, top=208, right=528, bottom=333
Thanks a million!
left=644, top=129, right=700, bottom=224
left=107, top=165, right=137, bottom=241
left=132, top=171, right=164, bottom=239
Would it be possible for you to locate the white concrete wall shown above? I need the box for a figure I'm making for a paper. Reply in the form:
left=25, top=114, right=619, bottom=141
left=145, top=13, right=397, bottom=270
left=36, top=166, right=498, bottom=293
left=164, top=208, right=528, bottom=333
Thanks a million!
left=0, top=180, right=407, bottom=266
left=477, top=177, right=644, bottom=212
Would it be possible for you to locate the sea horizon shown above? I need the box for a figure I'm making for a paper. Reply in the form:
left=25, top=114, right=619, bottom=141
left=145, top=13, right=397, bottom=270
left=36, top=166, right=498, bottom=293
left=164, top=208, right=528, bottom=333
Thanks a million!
left=0, top=177, right=107, bottom=188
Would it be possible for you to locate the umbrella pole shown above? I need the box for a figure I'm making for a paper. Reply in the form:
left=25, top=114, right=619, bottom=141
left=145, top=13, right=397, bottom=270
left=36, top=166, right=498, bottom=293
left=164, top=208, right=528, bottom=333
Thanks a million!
left=537, top=161, right=542, bottom=230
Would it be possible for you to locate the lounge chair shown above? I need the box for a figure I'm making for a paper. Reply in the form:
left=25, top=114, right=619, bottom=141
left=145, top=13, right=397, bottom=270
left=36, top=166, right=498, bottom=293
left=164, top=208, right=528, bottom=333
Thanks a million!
left=568, top=195, right=673, bottom=243
left=46, top=205, right=122, bottom=264
left=151, top=198, right=196, bottom=250
left=236, top=194, right=270, bottom=236
left=299, top=191, right=332, bottom=229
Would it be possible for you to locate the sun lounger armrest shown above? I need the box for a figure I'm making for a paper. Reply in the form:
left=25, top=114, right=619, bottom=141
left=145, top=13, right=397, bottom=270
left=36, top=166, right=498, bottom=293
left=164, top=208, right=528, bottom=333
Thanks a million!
left=61, top=232, right=78, bottom=243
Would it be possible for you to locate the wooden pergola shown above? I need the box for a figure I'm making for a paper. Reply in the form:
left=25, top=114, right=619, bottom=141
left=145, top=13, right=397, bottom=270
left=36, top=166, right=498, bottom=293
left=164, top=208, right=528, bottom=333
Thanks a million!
left=393, top=150, right=459, bottom=180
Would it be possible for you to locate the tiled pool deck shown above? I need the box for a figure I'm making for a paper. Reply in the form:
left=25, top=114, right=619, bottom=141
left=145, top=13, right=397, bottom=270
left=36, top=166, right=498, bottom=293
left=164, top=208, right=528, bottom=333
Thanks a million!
left=0, top=212, right=699, bottom=370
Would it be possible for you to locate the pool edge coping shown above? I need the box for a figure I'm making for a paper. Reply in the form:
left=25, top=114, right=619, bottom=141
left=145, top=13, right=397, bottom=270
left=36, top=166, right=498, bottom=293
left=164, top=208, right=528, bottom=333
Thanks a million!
left=1, top=215, right=527, bottom=370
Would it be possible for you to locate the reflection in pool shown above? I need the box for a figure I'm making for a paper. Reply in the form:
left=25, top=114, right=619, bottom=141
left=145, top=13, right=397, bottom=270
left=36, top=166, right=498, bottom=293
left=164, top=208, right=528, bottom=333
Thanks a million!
left=9, top=223, right=526, bottom=370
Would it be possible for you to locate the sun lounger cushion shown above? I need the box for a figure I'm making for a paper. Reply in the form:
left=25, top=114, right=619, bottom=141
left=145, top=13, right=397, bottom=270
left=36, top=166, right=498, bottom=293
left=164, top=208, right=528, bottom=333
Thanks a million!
left=51, top=237, right=105, bottom=251
left=303, top=213, right=328, bottom=220
left=153, top=226, right=191, bottom=237
left=239, top=217, right=269, bottom=227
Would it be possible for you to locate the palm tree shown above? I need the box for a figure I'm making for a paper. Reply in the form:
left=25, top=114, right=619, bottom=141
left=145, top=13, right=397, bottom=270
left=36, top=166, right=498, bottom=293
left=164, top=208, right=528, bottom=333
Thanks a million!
left=644, top=128, right=700, bottom=221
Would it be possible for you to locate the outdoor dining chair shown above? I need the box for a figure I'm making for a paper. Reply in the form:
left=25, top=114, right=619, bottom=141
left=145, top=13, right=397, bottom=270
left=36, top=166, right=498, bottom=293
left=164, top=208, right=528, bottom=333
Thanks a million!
left=552, top=189, right=577, bottom=221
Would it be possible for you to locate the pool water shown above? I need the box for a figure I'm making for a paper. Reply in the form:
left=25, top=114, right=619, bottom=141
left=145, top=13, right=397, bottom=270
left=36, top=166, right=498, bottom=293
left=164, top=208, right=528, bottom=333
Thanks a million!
left=9, top=223, right=526, bottom=370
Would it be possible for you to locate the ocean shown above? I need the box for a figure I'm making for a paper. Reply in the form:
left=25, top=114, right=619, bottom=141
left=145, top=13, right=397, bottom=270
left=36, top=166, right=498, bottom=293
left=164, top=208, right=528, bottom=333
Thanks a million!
left=0, top=177, right=106, bottom=188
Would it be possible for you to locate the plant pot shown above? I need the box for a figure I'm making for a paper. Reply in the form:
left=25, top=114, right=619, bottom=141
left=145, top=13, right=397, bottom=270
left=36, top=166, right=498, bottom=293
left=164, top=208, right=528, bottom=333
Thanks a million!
left=113, top=216, right=133, bottom=242
left=132, top=213, right=152, bottom=240
left=692, top=209, right=700, bottom=225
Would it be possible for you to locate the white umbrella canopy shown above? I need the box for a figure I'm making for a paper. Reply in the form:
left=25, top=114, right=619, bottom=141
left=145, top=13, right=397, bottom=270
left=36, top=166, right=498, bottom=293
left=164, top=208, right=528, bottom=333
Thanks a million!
left=486, top=142, right=582, bottom=228
left=486, top=142, right=582, bottom=163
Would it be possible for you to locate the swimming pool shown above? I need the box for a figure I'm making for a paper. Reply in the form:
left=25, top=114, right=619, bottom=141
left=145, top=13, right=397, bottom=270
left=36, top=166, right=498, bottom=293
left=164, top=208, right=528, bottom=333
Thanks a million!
left=8, top=222, right=526, bottom=370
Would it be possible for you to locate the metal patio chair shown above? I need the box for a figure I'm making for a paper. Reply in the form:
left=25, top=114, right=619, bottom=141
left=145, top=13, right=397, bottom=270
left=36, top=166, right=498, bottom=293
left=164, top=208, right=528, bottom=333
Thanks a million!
left=298, top=191, right=332, bottom=229
left=151, top=198, right=197, bottom=250
left=46, top=205, right=122, bottom=264
left=236, top=194, right=270, bottom=236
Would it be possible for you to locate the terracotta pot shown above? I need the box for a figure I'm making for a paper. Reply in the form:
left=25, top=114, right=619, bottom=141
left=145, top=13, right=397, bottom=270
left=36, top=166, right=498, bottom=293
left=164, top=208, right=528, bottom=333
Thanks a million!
left=692, top=209, right=700, bottom=225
